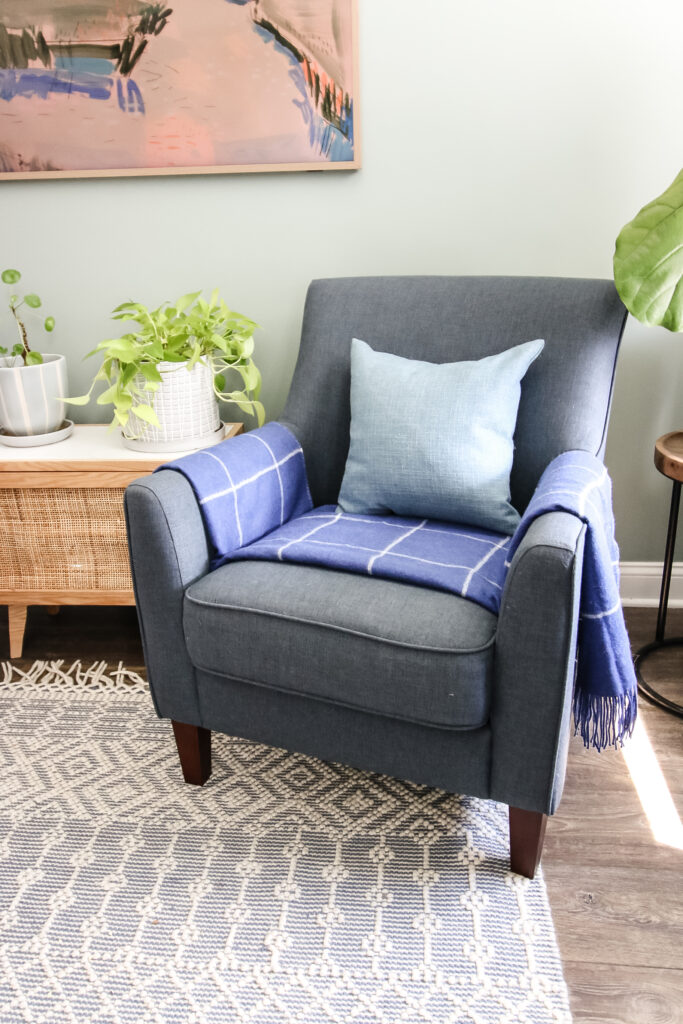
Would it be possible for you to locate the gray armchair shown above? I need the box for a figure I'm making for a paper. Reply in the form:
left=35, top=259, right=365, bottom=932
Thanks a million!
left=124, top=276, right=627, bottom=878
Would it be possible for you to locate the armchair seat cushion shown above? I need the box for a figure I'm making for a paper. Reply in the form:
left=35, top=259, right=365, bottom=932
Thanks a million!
left=183, top=560, right=497, bottom=730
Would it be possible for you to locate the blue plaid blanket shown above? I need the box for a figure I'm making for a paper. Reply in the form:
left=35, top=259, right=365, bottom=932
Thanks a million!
left=162, top=425, right=636, bottom=751
left=161, top=422, right=312, bottom=560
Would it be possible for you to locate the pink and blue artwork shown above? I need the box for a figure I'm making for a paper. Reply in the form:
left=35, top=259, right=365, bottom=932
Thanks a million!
left=0, top=0, right=359, bottom=178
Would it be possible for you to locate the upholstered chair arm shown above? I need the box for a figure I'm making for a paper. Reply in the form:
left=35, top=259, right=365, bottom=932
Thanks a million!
left=124, top=470, right=211, bottom=724
left=490, top=510, right=587, bottom=815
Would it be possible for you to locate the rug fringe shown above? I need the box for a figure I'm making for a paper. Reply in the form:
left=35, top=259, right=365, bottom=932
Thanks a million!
left=0, top=659, right=148, bottom=696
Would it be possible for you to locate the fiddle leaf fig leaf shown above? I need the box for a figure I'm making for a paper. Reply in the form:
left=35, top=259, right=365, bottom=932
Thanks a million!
left=614, top=168, right=683, bottom=332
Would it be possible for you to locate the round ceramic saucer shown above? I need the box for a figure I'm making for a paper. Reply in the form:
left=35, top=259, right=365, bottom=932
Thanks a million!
left=0, top=419, right=74, bottom=448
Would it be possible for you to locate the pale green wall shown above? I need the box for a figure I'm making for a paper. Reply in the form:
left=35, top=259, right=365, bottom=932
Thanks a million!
left=1, top=0, right=681, bottom=560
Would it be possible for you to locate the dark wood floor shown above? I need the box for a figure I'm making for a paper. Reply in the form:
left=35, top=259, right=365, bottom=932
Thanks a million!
left=1, top=603, right=681, bottom=1023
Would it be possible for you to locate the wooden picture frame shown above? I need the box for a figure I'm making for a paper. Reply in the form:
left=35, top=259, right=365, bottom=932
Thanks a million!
left=0, top=0, right=360, bottom=180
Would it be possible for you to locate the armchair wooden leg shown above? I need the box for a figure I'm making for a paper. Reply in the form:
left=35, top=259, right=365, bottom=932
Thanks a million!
left=171, top=721, right=212, bottom=786
left=509, top=806, right=547, bottom=879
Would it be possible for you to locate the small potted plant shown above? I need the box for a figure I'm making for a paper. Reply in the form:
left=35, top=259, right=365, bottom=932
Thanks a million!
left=69, top=289, right=265, bottom=452
left=0, top=268, right=68, bottom=446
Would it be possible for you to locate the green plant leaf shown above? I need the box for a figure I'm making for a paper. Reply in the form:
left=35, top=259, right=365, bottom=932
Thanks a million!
left=175, top=291, right=201, bottom=315
left=26, top=351, right=43, bottom=365
left=614, top=168, right=683, bottom=332
left=24, top=293, right=42, bottom=308
left=234, top=361, right=261, bottom=392
left=2, top=269, right=20, bottom=285
left=223, top=391, right=265, bottom=425
left=96, top=382, right=120, bottom=406
left=64, top=394, right=92, bottom=405
left=138, top=362, right=163, bottom=383
left=44, top=316, right=55, bottom=332
left=214, top=373, right=226, bottom=392
left=12, top=343, right=24, bottom=357
left=131, top=403, right=160, bottom=426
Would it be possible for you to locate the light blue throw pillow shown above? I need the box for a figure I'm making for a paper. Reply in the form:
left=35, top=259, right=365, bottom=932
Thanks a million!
left=337, top=337, right=545, bottom=534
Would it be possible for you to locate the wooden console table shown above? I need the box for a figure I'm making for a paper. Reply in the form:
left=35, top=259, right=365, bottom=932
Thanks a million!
left=0, top=423, right=242, bottom=658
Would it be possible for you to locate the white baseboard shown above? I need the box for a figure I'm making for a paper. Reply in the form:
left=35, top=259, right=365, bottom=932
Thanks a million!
left=620, top=562, right=683, bottom=607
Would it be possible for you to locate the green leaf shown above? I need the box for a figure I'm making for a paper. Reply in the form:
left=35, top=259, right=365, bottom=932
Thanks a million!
left=175, top=291, right=201, bottom=315
left=24, top=293, right=42, bottom=308
left=1, top=268, right=21, bottom=285
left=223, top=391, right=265, bottom=425
left=26, top=351, right=43, bottom=365
left=214, top=373, right=226, bottom=392
left=96, top=382, right=120, bottom=406
left=131, top=403, right=160, bottom=426
left=44, top=316, right=55, bottom=332
left=138, top=362, right=163, bottom=384
left=234, top=361, right=261, bottom=392
left=100, top=339, right=141, bottom=363
left=12, top=343, right=24, bottom=357
left=211, top=332, right=229, bottom=354
left=64, top=394, right=92, bottom=405
left=614, top=168, right=683, bottom=332
left=187, top=341, right=203, bottom=370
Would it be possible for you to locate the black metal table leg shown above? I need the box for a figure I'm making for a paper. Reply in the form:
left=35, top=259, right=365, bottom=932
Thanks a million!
left=634, top=479, right=683, bottom=717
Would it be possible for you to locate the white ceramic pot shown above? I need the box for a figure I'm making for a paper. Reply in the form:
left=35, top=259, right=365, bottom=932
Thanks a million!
left=122, top=359, right=222, bottom=452
left=0, top=353, right=68, bottom=439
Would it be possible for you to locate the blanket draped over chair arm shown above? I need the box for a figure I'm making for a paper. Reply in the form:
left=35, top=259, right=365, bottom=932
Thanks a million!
left=491, top=510, right=586, bottom=815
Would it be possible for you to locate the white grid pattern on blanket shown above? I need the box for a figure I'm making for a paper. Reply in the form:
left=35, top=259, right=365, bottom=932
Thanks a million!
left=255, top=508, right=512, bottom=598
left=198, top=446, right=303, bottom=506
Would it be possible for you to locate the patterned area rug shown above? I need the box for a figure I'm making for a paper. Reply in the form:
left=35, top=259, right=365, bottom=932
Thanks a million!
left=0, top=661, right=572, bottom=1024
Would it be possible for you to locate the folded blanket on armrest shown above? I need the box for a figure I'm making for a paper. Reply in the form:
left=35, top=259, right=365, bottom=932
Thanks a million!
left=159, top=422, right=312, bottom=566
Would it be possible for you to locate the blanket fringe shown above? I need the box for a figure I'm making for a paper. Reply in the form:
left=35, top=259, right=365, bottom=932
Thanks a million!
left=573, top=687, right=637, bottom=751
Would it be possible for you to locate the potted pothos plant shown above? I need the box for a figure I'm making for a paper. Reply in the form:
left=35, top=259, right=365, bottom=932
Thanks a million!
left=69, top=289, right=264, bottom=452
left=0, top=268, right=67, bottom=445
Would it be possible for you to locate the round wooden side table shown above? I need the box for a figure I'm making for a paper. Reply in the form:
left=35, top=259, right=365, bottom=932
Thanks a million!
left=633, top=431, right=683, bottom=716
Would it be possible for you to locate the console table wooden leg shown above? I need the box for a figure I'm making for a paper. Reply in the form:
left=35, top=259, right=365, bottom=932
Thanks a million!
left=8, top=605, right=28, bottom=659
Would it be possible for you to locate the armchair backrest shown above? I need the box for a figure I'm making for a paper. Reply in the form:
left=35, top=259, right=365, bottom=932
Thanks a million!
left=281, top=276, right=627, bottom=512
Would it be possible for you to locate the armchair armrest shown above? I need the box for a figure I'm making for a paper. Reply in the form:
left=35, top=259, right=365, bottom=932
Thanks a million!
left=125, top=421, right=311, bottom=723
left=490, top=510, right=586, bottom=815
left=124, top=469, right=211, bottom=725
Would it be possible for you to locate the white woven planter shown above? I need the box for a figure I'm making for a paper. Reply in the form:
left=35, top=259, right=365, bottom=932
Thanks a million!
left=122, top=360, right=221, bottom=453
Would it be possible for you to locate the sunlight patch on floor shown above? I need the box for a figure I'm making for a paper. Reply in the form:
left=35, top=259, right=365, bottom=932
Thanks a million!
left=622, top=715, right=683, bottom=850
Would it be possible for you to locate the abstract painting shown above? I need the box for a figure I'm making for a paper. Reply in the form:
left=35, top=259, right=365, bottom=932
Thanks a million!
left=0, top=0, right=359, bottom=179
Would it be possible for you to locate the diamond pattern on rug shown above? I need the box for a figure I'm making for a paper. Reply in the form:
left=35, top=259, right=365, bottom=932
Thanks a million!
left=0, top=662, right=572, bottom=1023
